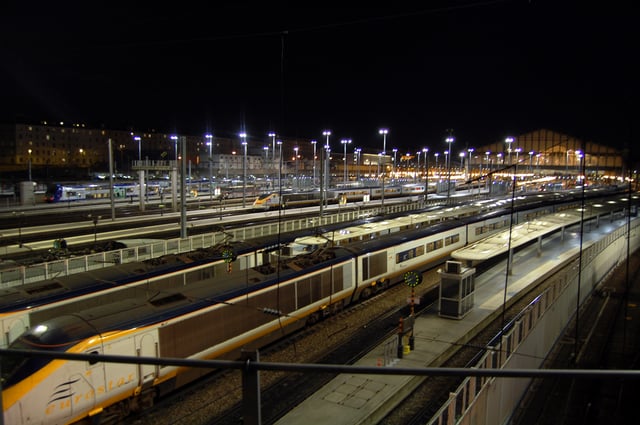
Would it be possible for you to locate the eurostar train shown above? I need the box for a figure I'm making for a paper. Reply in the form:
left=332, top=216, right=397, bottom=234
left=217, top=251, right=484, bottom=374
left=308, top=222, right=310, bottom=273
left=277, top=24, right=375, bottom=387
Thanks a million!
left=2, top=189, right=629, bottom=425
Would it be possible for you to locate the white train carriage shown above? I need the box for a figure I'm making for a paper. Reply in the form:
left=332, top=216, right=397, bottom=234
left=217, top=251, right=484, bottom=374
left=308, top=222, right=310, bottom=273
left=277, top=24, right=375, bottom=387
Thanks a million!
left=1, top=247, right=358, bottom=425
left=0, top=237, right=285, bottom=349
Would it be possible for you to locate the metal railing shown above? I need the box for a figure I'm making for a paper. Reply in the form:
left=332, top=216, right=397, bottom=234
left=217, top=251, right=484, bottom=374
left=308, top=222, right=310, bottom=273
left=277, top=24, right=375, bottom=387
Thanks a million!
left=1, top=200, right=431, bottom=287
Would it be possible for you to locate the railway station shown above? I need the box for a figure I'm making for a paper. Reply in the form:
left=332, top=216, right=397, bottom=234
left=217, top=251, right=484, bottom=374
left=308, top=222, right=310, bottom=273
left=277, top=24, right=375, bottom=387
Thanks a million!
left=1, top=174, right=638, bottom=425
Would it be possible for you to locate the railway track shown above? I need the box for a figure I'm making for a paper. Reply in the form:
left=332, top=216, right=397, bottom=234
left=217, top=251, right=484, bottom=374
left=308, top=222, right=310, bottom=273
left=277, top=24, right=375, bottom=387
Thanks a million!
left=122, top=231, right=639, bottom=425
left=511, top=249, right=640, bottom=425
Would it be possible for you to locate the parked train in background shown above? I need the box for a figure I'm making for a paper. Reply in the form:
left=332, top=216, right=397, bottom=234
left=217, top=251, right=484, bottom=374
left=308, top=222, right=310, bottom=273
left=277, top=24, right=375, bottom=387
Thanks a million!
left=252, top=184, right=427, bottom=210
left=44, top=183, right=162, bottom=203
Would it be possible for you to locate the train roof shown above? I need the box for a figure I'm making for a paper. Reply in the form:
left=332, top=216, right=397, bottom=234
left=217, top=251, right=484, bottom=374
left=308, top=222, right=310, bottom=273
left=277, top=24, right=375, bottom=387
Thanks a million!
left=7, top=245, right=357, bottom=350
left=0, top=236, right=290, bottom=314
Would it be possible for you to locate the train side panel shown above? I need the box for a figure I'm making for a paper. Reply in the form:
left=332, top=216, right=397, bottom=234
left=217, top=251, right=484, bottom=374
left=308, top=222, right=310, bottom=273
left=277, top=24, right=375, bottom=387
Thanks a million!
left=155, top=257, right=357, bottom=393
left=354, top=227, right=467, bottom=301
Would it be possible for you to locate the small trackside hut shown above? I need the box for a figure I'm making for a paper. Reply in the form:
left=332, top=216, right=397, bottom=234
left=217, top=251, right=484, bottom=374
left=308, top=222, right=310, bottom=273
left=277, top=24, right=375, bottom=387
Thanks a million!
left=437, top=260, right=476, bottom=319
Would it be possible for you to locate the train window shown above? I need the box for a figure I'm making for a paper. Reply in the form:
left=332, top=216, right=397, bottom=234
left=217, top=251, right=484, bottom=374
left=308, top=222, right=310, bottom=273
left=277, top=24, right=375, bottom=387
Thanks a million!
left=362, top=252, right=387, bottom=280
left=395, top=245, right=425, bottom=264
left=445, top=234, right=460, bottom=246
left=426, top=239, right=443, bottom=252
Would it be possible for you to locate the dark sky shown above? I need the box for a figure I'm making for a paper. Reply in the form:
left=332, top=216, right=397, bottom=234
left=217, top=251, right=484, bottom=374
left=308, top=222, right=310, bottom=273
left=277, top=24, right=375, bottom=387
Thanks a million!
left=1, top=1, right=637, bottom=157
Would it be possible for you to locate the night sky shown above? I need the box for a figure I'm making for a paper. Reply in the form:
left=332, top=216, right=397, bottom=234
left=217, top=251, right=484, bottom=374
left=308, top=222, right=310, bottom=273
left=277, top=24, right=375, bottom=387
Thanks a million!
left=1, top=1, right=637, bottom=157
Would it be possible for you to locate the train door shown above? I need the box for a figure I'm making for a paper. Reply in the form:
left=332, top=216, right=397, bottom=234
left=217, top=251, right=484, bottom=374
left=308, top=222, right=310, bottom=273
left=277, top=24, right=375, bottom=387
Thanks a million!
left=62, top=347, right=106, bottom=421
left=136, top=332, right=159, bottom=388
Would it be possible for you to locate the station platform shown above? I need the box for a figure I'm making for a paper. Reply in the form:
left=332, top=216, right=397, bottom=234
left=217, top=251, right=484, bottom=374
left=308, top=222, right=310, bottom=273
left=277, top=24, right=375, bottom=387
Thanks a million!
left=276, top=214, right=634, bottom=425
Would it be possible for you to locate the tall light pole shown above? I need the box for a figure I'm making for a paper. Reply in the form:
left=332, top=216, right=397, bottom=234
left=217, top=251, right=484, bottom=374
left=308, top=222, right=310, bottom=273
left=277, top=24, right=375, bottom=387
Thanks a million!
left=341, top=139, right=351, bottom=184
left=277, top=140, right=283, bottom=192
left=268, top=132, right=276, bottom=162
left=322, top=130, right=331, bottom=211
left=134, top=136, right=145, bottom=209
left=379, top=128, right=388, bottom=155
left=392, top=148, right=398, bottom=183
left=423, top=148, right=429, bottom=198
left=379, top=152, right=385, bottom=211
left=240, top=132, right=247, bottom=207
left=467, top=148, right=474, bottom=177
left=171, top=135, right=178, bottom=161
left=205, top=134, right=213, bottom=201
left=445, top=135, right=454, bottom=201
left=416, top=150, right=422, bottom=183
left=355, top=148, right=361, bottom=182
left=27, top=148, right=32, bottom=181
left=293, top=146, right=299, bottom=190
left=529, top=151, right=535, bottom=174
left=434, top=152, right=439, bottom=171
left=170, top=135, right=179, bottom=212
left=134, top=136, right=141, bottom=161
left=263, top=146, right=269, bottom=187
left=505, top=137, right=514, bottom=165
left=311, top=140, right=317, bottom=187
left=325, top=145, right=331, bottom=191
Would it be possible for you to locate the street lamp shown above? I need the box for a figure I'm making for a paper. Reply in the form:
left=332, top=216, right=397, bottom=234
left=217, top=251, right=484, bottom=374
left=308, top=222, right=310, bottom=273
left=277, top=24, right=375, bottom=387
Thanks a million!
left=505, top=137, right=514, bottom=165
left=263, top=146, right=269, bottom=187
left=355, top=148, right=361, bottom=182
left=445, top=135, right=454, bottom=201
left=434, top=152, right=439, bottom=171
left=134, top=136, right=142, bottom=161
left=341, top=139, right=351, bottom=184
left=467, top=148, right=474, bottom=177
left=575, top=150, right=583, bottom=179
left=459, top=152, right=465, bottom=170
left=311, top=140, right=317, bottom=187
left=268, top=132, right=276, bottom=162
left=239, top=132, right=247, bottom=207
left=529, top=151, right=535, bottom=174
left=293, top=146, right=299, bottom=190
left=277, top=139, right=283, bottom=191
left=134, top=136, right=145, bottom=207
left=205, top=134, right=213, bottom=201
left=379, top=128, right=388, bottom=155
left=170, top=135, right=178, bottom=161
left=423, top=148, right=429, bottom=197
left=379, top=152, right=386, bottom=210
left=416, top=150, right=422, bottom=183
left=392, top=148, right=398, bottom=182
left=27, top=148, right=32, bottom=181
left=322, top=130, right=331, bottom=210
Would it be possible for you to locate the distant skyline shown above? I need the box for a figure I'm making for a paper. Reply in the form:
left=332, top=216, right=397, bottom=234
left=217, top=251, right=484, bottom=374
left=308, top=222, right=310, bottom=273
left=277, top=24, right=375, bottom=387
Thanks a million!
left=1, top=2, right=636, bottom=157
